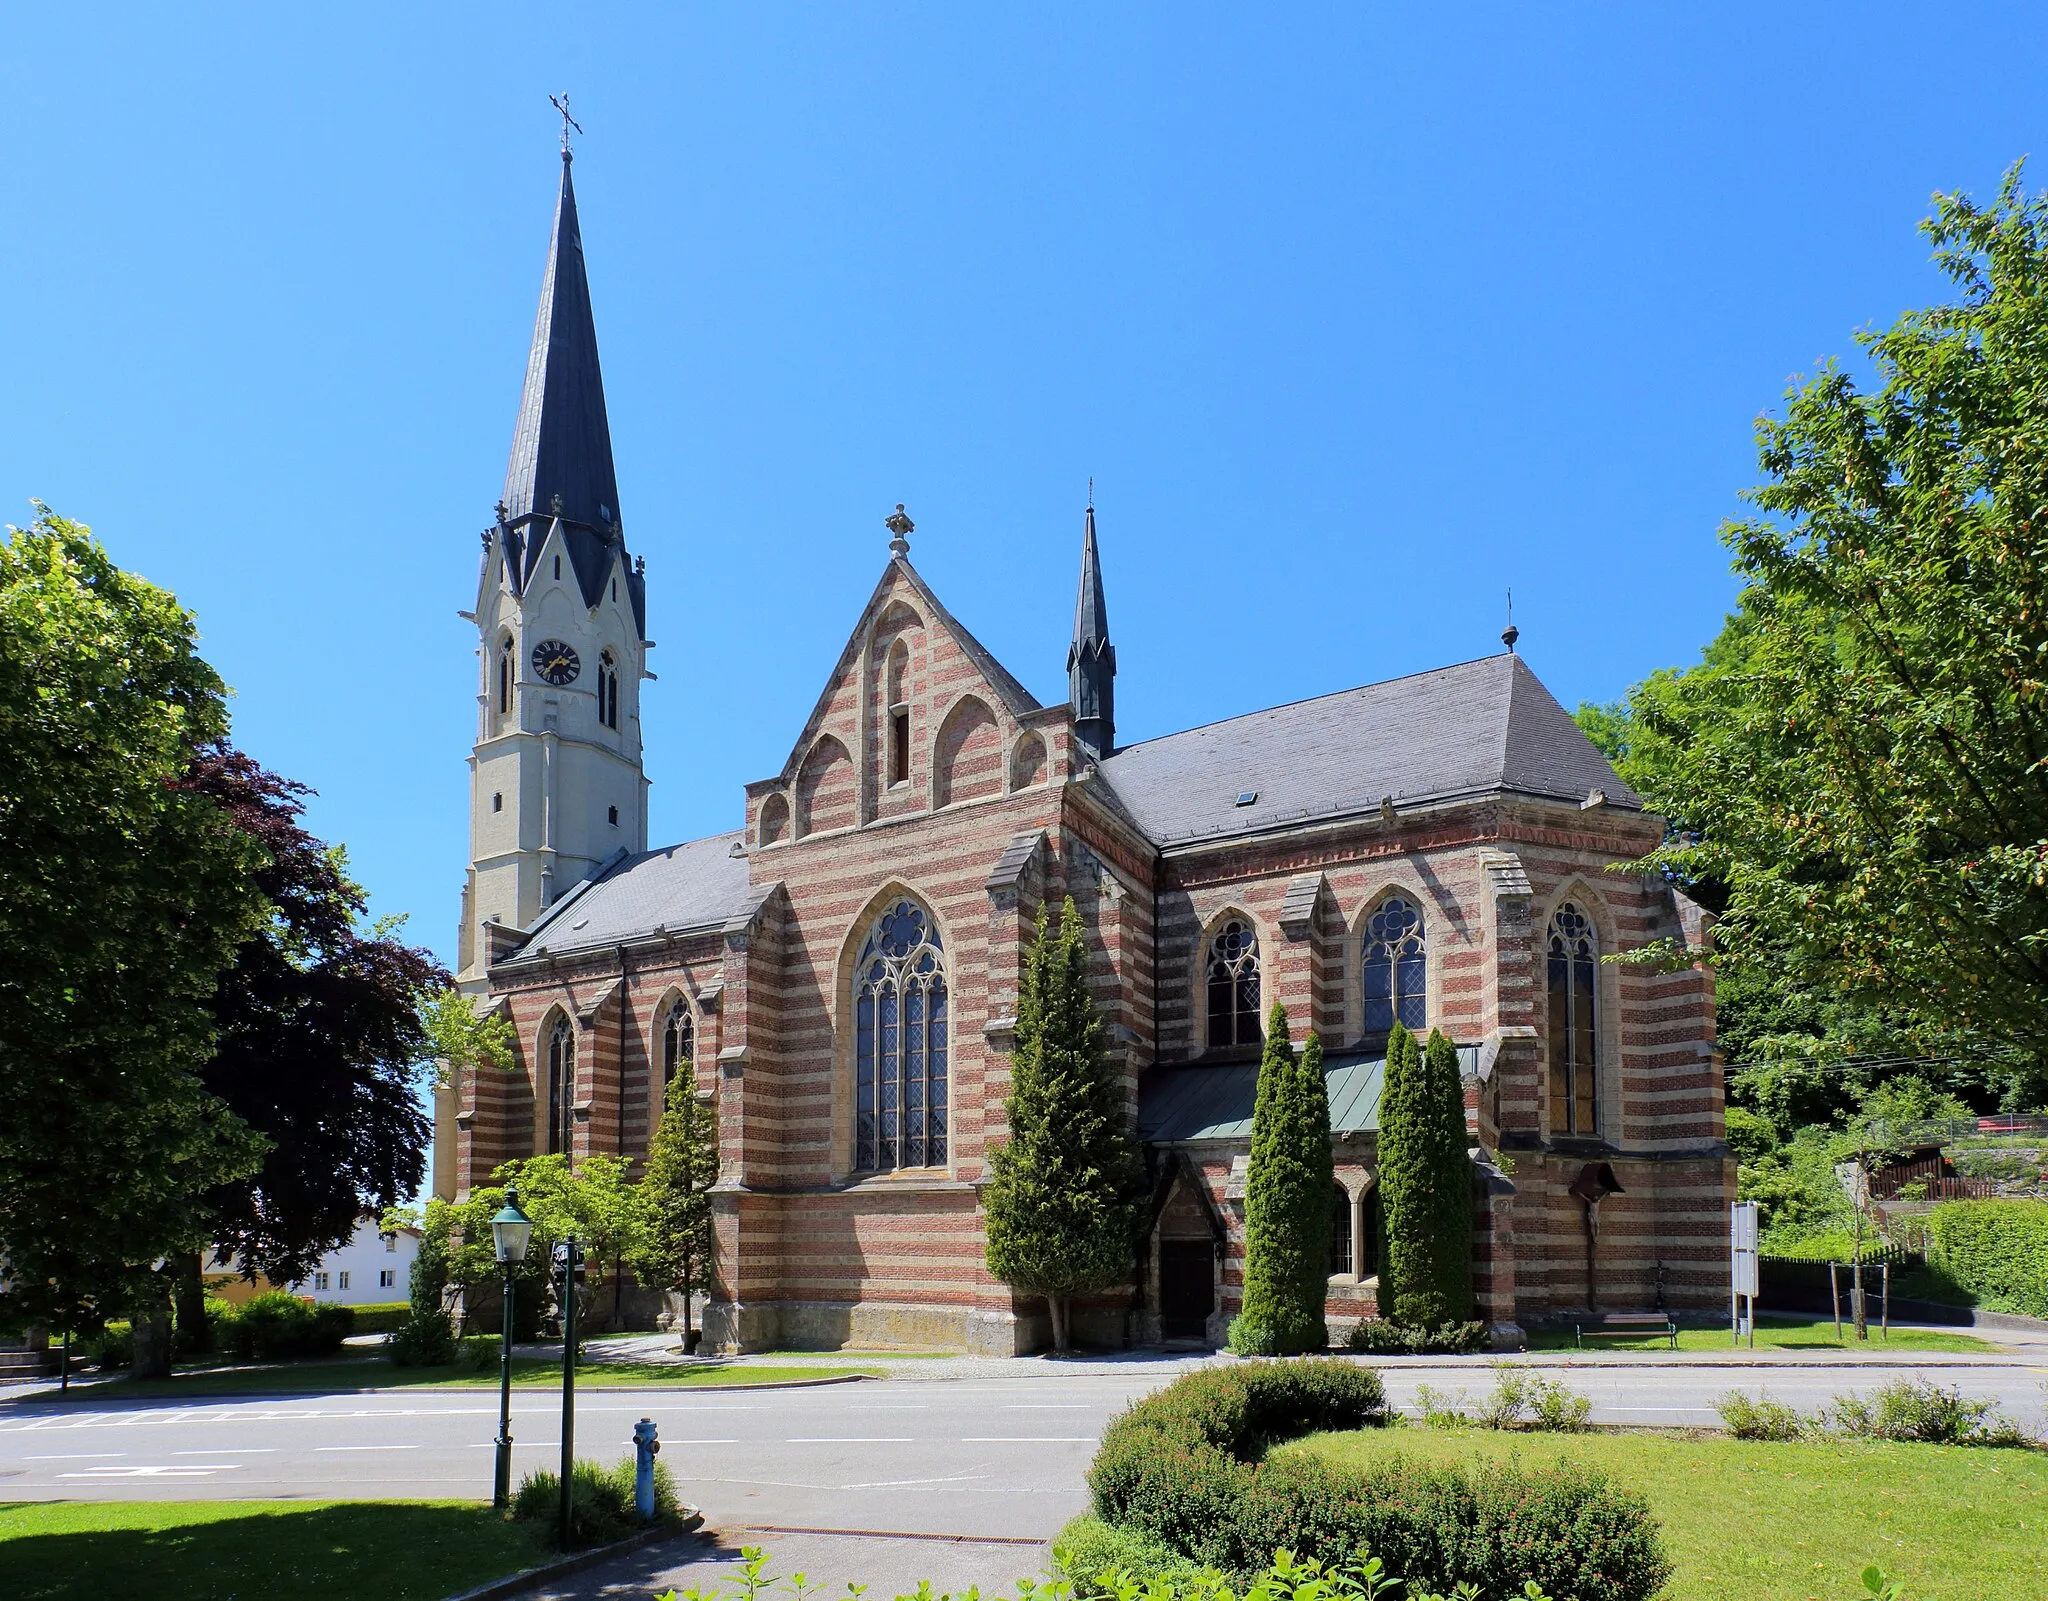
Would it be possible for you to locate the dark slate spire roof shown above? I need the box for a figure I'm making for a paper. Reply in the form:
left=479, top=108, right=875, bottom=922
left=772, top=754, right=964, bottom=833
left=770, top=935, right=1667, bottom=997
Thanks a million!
left=1067, top=502, right=1116, bottom=760
left=499, top=151, right=644, bottom=633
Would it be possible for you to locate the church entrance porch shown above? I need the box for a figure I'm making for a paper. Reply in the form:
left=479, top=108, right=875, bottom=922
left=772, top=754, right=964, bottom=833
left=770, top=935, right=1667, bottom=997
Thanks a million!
left=1158, top=1238, right=1216, bottom=1342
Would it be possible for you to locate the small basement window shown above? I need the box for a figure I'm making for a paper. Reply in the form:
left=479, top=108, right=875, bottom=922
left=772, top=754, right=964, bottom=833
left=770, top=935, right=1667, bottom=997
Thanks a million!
left=1235, top=790, right=1259, bottom=807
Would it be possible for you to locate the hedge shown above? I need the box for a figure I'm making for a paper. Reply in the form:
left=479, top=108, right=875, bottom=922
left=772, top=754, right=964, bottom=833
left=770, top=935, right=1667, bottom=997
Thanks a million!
left=347, top=1301, right=411, bottom=1336
left=1087, top=1361, right=1668, bottom=1601
left=1929, top=1200, right=2048, bottom=1319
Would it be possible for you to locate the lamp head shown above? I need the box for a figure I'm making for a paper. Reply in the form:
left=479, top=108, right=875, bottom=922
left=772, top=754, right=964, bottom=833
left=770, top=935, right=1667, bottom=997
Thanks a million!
left=490, top=1187, right=535, bottom=1266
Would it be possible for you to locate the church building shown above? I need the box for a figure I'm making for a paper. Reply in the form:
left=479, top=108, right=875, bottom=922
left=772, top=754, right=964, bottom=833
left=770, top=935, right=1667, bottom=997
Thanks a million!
left=439, top=149, right=1734, bottom=1352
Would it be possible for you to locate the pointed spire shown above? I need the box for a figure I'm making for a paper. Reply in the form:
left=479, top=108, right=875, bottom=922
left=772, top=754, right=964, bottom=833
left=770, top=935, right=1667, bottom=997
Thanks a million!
left=502, top=150, right=622, bottom=544
left=1068, top=496, right=1116, bottom=760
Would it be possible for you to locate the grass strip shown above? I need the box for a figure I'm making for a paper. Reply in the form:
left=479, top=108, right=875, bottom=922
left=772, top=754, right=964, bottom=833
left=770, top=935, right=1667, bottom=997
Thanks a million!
left=0, top=1498, right=542, bottom=1601
left=1523, top=1315, right=1998, bottom=1354
left=1293, top=1424, right=2048, bottom=1601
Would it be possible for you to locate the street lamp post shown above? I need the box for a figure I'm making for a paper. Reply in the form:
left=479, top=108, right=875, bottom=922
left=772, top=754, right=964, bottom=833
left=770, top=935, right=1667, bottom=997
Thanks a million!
left=488, top=1189, right=534, bottom=1509
left=554, top=1237, right=585, bottom=1548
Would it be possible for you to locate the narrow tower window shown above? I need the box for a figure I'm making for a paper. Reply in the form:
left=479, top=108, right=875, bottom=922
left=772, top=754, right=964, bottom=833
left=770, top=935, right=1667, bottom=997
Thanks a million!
left=554, top=554, right=561, bottom=581
left=598, top=652, right=619, bottom=730
left=492, top=792, right=503, bottom=813
left=1547, top=902, right=1599, bottom=1136
left=608, top=804, right=619, bottom=826
left=497, top=639, right=514, bottom=716
left=890, top=709, right=910, bottom=785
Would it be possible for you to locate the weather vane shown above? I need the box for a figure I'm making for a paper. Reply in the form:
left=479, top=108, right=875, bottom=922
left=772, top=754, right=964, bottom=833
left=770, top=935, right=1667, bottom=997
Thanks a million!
left=549, top=93, right=584, bottom=157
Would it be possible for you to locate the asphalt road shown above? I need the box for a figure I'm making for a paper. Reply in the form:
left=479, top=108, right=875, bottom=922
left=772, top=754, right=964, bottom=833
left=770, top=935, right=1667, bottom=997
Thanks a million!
left=5, top=1358, right=2047, bottom=1544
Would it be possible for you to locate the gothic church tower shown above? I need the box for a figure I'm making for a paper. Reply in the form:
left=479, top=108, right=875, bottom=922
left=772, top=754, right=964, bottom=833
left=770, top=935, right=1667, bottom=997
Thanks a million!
left=457, top=147, right=649, bottom=985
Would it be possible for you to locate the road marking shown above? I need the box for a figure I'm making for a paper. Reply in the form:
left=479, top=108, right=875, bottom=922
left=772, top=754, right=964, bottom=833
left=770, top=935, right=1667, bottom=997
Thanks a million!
left=175, top=1448, right=275, bottom=1455
left=312, top=1441, right=427, bottom=1452
left=23, top=1452, right=125, bottom=1460
left=786, top=1437, right=914, bottom=1443
left=958, top=1436, right=1094, bottom=1443
left=1001, top=1404, right=1089, bottom=1409
left=61, top=1465, right=239, bottom=1478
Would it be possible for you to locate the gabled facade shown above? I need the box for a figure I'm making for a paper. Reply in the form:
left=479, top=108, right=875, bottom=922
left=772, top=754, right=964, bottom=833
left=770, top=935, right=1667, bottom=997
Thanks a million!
left=441, top=157, right=1733, bottom=1352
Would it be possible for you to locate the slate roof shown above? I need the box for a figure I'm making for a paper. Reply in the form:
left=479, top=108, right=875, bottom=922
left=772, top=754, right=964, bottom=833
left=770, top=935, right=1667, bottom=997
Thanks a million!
left=517, top=831, right=752, bottom=959
left=1137, top=1044, right=1482, bottom=1143
left=1095, top=653, right=1638, bottom=847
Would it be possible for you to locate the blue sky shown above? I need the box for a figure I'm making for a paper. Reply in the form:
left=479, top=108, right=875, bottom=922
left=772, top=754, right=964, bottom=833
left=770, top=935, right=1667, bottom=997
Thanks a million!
left=3, top=5, right=2039, bottom=966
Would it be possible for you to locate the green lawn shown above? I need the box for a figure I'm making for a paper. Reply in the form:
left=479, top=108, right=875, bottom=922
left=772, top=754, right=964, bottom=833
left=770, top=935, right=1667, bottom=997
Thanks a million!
left=1523, top=1315, right=1999, bottom=1355
left=0, top=1499, right=543, bottom=1601
left=1292, top=1426, right=2048, bottom=1601
left=58, top=1356, right=879, bottom=1398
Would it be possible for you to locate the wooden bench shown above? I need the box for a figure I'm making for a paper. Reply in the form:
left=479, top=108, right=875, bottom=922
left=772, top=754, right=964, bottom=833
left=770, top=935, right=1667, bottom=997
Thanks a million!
left=1574, top=1313, right=1678, bottom=1350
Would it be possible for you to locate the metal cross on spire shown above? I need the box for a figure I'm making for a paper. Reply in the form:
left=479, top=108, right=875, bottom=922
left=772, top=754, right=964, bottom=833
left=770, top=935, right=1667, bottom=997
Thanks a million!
left=549, top=93, right=584, bottom=158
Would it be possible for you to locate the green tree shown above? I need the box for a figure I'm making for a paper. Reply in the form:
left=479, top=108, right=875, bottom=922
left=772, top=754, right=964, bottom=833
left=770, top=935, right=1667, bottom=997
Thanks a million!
left=0, top=509, right=268, bottom=1372
left=423, top=987, right=516, bottom=1091
left=1422, top=1028, right=1475, bottom=1324
left=629, top=1059, right=719, bottom=1351
left=1606, top=167, right=2048, bottom=1108
left=1232, top=1004, right=1333, bottom=1354
left=983, top=898, right=1147, bottom=1356
left=1379, top=1021, right=1473, bottom=1331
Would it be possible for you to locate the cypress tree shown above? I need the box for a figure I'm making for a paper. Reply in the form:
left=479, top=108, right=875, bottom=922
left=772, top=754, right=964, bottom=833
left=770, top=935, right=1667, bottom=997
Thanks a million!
left=1233, top=1004, right=1333, bottom=1354
left=1423, top=1028, right=1476, bottom=1323
left=983, top=898, right=1147, bottom=1355
left=1377, top=1020, right=1443, bottom=1329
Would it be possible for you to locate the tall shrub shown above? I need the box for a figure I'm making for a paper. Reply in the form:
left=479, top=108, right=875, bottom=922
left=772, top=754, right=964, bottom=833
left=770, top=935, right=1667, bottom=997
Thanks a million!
left=984, top=898, right=1148, bottom=1355
left=630, top=1059, right=720, bottom=1348
left=1423, top=1028, right=1475, bottom=1323
left=1234, top=1005, right=1332, bottom=1354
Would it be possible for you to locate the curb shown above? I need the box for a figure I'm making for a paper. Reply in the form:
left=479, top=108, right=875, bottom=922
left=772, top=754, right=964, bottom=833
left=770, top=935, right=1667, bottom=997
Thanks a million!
left=444, top=1512, right=706, bottom=1601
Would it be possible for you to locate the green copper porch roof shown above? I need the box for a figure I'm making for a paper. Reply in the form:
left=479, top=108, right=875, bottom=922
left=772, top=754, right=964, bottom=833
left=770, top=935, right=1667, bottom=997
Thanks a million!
left=1136, top=1044, right=1479, bottom=1144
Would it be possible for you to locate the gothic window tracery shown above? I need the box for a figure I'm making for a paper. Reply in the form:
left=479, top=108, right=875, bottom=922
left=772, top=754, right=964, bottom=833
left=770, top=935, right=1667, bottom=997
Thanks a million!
left=1547, top=902, right=1599, bottom=1137
left=1204, top=918, right=1261, bottom=1050
left=853, top=899, right=948, bottom=1171
left=662, top=1000, right=694, bottom=1109
left=546, top=1017, right=574, bottom=1155
left=1362, top=895, right=1427, bottom=1034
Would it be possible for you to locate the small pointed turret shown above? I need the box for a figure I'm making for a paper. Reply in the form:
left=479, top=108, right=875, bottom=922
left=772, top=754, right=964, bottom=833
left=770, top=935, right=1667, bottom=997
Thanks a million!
left=500, top=148, right=639, bottom=627
left=1067, top=499, right=1116, bottom=761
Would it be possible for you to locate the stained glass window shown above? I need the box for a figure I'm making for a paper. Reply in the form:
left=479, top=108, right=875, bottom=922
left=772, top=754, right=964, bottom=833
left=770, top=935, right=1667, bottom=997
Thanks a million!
left=1205, top=919, right=1262, bottom=1050
left=854, top=900, right=948, bottom=1171
left=1362, top=895, right=1427, bottom=1033
left=662, top=1000, right=693, bottom=1109
left=1547, top=902, right=1599, bottom=1136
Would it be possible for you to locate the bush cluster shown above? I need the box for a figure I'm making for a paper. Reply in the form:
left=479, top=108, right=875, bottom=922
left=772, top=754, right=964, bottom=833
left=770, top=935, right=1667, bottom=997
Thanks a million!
left=1717, top=1379, right=2034, bottom=1447
left=387, top=1310, right=458, bottom=1367
left=345, top=1301, right=411, bottom=1336
left=1412, top=1366, right=1592, bottom=1433
left=220, top=1292, right=353, bottom=1361
left=1087, top=1361, right=1667, bottom=1601
left=1345, top=1320, right=1489, bottom=1356
left=1927, top=1200, right=2048, bottom=1319
left=513, top=1453, right=681, bottom=1549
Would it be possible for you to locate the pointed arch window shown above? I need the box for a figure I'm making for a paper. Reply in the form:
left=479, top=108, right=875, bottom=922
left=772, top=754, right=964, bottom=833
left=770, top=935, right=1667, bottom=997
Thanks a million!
left=497, top=637, right=515, bottom=719
left=854, top=899, right=948, bottom=1171
left=1362, top=895, right=1427, bottom=1034
left=1329, top=1184, right=1354, bottom=1277
left=598, top=651, right=619, bottom=730
left=1547, top=902, right=1599, bottom=1136
left=546, top=1018, right=574, bottom=1155
left=1205, top=919, right=1261, bottom=1050
left=662, top=1000, right=694, bottom=1110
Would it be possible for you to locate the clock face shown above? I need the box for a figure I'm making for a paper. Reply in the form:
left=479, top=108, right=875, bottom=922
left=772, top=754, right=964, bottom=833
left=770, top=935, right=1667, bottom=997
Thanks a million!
left=531, top=639, right=581, bottom=686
